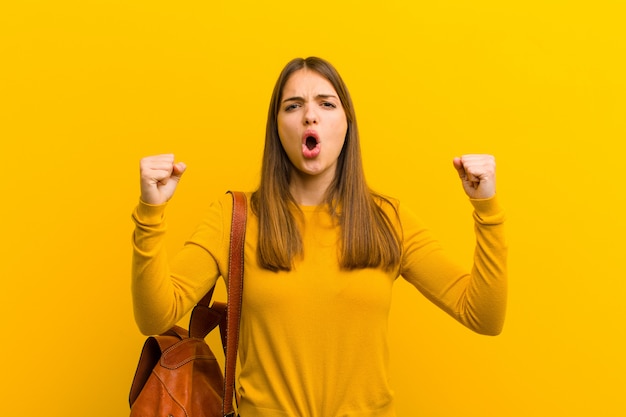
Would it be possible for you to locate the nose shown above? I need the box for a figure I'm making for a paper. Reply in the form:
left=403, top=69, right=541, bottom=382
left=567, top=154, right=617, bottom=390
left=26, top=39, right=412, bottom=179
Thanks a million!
left=303, top=105, right=318, bottom=125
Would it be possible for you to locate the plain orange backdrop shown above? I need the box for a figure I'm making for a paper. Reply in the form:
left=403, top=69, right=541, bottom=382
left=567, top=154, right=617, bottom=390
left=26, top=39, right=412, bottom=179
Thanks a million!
left=1, top=1, right=624, bottom=416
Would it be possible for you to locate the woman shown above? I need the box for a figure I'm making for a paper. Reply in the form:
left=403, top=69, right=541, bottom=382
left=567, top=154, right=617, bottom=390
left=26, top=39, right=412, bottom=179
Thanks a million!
left=132, top=57, right=507, bottom=417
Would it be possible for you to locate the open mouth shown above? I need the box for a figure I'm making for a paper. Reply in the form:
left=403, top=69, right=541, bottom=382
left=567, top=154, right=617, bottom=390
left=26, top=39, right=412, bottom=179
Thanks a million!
left=305, top=136, right=318, bottom=150
left=302, top=130, right=321, bottom=159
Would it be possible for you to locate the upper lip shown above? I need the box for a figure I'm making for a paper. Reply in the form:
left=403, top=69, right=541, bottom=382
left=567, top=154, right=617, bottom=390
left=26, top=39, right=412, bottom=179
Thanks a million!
left=302, top=129, right=319, bottom=143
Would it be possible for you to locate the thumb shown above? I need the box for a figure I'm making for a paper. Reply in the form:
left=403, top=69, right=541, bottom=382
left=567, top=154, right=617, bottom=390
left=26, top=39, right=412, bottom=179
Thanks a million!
left=171, top=162, right=187, bottom=180
left=452, top=157, right=466, bottom=179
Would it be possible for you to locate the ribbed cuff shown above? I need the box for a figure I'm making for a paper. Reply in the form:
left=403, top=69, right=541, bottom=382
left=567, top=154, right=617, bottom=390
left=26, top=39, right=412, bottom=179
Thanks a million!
left=470, top=195, right=505, bottom=224
left=133, top=199, right=167, bottom=226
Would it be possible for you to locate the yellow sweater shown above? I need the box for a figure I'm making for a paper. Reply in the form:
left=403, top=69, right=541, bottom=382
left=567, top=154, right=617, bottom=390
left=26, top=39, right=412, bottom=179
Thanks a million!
left=132, top=193, right=507, bottom=417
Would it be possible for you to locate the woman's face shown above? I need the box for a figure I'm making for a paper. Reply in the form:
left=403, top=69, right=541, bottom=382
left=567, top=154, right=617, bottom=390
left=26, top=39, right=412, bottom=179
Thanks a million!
left=277, top=69, right=348, bottom=182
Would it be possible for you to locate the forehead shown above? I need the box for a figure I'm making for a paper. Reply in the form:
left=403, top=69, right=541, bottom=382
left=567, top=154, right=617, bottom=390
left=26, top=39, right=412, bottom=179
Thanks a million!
left=282, top=69, right=338, bottom=97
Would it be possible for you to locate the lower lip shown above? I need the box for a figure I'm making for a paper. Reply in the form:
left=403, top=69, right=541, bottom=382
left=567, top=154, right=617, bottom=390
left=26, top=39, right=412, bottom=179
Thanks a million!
left=302, top=143, right=321, bottom=159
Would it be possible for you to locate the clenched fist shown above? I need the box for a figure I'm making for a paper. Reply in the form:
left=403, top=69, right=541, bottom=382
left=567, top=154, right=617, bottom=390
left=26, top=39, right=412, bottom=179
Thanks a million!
left=452, top=154, right=496, bottom=199
left=139, top=154, right=187, bottom=205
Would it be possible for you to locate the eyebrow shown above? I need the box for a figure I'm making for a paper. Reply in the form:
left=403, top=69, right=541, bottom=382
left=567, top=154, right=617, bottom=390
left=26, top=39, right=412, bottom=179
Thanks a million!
left=282, top=94, right=338, bottom=103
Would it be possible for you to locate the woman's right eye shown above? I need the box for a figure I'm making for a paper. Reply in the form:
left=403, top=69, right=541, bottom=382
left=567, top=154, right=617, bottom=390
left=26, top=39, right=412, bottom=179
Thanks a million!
left=284, top=103, right=300, bottom=111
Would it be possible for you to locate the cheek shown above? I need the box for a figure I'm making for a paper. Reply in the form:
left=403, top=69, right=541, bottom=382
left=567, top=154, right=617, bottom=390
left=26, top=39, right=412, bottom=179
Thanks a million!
left=276, top=124, right=298, bottom=159
left=334, top=110, right=348, bottom=134
left=277, top=115, right=296, bottom=140
left=276, top=118, right=289, bottom=147
left=333, top=118, right=348, bottom=145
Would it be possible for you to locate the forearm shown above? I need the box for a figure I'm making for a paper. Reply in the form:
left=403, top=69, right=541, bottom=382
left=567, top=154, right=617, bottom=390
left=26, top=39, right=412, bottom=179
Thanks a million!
left=131, top=201, right=180, bottom=334
left=457, top=197, right=508, bottom=335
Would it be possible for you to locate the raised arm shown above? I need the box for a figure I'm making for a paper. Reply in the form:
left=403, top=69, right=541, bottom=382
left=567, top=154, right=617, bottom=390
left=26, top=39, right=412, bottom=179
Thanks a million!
left=131, top=154, right=224, bottom=335
left=400, top=154, right=507, bottom=335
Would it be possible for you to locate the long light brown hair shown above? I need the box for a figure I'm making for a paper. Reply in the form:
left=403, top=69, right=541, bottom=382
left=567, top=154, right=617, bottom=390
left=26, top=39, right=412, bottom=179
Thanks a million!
left=251, top=57, right=401, bottom=272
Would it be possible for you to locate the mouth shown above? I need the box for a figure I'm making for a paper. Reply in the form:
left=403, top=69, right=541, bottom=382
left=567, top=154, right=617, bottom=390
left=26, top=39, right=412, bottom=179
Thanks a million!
left=303, top=130, right=319, bottom=147
left=305, top=135, right=318, bottom=150
left=301, top=130, right=321, bottom=159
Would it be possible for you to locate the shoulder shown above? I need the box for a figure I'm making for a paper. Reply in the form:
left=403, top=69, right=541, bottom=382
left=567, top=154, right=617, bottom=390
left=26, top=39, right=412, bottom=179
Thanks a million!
left=212, top=190, right=253, bottom=211
left=196, top=191, right=253, bottom=234
left=371, top=192, right=427, bottom=232
left=371, top=192, right=401, bottom=216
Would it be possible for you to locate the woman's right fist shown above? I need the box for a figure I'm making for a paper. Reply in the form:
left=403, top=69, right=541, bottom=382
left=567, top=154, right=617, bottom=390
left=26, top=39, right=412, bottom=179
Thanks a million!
left=139, top=154, right=187, bottom=205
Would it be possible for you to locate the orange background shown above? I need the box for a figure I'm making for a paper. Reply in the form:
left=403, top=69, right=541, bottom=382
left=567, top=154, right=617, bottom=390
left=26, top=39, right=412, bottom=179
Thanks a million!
left=1, top=1, right=624, bottom=415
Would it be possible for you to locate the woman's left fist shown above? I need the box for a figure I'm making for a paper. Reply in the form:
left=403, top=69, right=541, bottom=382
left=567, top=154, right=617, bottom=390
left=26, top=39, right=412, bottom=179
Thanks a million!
left=452, top=154, right=496, bottom=199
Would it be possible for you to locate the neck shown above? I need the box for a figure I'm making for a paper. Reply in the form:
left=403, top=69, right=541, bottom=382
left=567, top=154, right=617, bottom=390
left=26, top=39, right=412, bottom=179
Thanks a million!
left=289, top=170, right=334, bottom=206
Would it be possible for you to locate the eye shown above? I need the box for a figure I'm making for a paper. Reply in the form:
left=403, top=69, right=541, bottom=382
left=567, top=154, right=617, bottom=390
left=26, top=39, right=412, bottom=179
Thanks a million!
left=284, top=103, right=301, bottom=111
left=321, top=101, right=337, bottom=109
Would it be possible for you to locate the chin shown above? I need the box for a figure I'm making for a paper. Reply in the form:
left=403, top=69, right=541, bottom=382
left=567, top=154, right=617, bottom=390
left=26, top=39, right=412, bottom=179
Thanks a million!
left=296, top=162, right=326, bottom=177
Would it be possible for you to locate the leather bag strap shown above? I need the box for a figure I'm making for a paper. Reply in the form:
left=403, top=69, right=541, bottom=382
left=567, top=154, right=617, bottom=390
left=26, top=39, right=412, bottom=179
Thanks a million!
left=223, top=190, right=247, bottom=417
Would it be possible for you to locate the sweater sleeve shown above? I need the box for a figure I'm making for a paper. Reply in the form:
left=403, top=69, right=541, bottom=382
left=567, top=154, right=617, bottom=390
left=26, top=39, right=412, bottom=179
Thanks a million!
left=399, top=197, right=507, bottom=335
left=131, top=195, right=232, bottom=335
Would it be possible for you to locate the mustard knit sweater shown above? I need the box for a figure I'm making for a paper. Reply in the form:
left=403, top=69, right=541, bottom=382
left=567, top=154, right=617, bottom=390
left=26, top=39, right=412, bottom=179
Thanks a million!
left=131, top=192, right=507, bottom=417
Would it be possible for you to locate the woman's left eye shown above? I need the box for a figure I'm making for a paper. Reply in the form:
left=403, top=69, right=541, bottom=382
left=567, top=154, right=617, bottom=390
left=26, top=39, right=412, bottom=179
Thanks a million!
left=321, top=101, right=336, bottom=108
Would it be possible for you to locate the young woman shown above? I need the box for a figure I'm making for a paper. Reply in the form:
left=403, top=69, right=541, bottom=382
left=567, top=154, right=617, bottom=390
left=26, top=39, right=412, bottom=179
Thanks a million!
left=132, top=57, right=507, bottom=417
